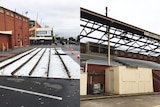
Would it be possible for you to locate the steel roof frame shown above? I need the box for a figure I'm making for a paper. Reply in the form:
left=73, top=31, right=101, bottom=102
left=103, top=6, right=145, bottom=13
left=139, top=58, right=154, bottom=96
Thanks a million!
left=80, top=8, right=160, bottom=57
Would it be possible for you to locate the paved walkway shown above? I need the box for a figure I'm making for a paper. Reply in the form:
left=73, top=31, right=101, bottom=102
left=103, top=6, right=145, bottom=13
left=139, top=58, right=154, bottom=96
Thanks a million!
left=80, top=92, right=160, bottom=101
left=81, top=94, right=160, bottom=107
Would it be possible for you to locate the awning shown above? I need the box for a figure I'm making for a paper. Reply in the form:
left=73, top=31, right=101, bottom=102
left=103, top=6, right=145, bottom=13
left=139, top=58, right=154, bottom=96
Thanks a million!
left=0, top=31, right=12, bottom=35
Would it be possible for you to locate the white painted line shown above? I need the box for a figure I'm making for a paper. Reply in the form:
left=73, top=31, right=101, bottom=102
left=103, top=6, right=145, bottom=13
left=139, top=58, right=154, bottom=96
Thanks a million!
left=0, top=85, right=62, bottom=101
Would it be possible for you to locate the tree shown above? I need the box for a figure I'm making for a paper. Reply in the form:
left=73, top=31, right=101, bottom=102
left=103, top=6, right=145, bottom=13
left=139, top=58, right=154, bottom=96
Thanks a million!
left=69, top=37, right=76, bottom=42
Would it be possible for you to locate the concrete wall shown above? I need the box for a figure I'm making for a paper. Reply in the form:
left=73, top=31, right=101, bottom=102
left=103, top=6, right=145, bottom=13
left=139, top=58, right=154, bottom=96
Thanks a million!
left=80, top=72, right=87, bottom=95
left=105, top=66, right=153, bottom=94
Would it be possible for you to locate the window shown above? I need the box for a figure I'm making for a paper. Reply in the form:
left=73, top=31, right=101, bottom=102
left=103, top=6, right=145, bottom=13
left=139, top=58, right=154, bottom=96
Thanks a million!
left=90, top=45, right=98, bottom=52
left=100, top=47, right=107, bottom=54
left=24, top=35, right=27, bottom=41
left=17, top=34, right=20, bottom=41
left=29, top=21, right=35, bottom=27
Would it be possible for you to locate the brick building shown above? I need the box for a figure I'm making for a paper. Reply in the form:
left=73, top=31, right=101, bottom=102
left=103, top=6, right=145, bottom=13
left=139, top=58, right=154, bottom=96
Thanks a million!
left=0, top=6, right=29, bottom=51
left=29, top=20, right=41, bottom=37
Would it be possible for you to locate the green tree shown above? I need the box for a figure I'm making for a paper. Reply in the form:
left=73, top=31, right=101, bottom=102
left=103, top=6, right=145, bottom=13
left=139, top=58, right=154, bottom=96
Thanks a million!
left=69, top=37, right=76, bottom=41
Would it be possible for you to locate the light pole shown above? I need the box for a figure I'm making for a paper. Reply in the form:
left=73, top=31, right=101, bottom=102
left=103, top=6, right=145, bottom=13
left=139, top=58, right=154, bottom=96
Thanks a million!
left=106, top=7, right=110, bottom=66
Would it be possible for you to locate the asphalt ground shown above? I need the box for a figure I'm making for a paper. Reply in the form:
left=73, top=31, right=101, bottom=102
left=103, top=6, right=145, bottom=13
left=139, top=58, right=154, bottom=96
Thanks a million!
left=61, top=44, right=80, bottom=64
left=80, top=94, right=160, bottom=107
left=0, top=46, right=35, bottom=62
left=0, top=44, right=80, bottom=107
left=0, top=76, right=79, bottom=107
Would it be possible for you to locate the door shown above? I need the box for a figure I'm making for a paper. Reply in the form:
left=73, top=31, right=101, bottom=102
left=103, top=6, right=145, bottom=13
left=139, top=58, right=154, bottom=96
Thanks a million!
left=109, top=70, right=114, bottom=92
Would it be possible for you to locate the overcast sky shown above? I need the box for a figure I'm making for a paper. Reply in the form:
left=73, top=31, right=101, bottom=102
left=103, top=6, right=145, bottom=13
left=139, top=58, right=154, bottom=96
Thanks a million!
left=81, top=0, right=160, bottom=35
left=1, top=0, right=79, bottom=38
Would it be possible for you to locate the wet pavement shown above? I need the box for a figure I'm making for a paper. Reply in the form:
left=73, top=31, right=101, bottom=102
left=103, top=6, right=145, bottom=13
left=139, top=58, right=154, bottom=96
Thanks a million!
left=58, top=44, right=80, bottom=64
left=0, top=76, right=79, bottom=107
left=80, top=94, right=160, bottom=107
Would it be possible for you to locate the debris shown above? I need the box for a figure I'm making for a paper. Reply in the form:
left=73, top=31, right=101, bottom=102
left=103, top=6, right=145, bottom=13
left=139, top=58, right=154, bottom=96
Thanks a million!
left=41, top=102, right=44, bottom=104
left=38, top=98, right=42, bottom=101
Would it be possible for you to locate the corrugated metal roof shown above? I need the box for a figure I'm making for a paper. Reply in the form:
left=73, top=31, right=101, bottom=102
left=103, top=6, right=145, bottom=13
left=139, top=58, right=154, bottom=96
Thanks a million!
left=81, top=53, right=160, bottom=70
left=81, top=54, right=121, bottom=66
left=88, top=59, right=120, bottom=66
left=115, top=57, right=160, bottom=70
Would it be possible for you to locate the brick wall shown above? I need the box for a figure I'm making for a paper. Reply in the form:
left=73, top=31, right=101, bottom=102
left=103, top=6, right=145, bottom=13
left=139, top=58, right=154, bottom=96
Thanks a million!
left=87, top=64, right=107, bottom=84
left=0, top=7, right=29, bottom=49
left=87, top=64, right=107, bottom=73
left=0, top=10, right=5, bottom=30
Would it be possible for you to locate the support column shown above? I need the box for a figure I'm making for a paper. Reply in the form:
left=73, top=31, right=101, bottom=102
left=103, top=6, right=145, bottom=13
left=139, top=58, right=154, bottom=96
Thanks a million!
left=108, top=28, right=110, bottom=65
left=85, top=60, right=88, bottom=72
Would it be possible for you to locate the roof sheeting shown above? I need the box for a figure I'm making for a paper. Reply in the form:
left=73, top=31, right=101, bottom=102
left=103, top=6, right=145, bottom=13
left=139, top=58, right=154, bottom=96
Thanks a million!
left=81, top=54, right=160, bottom=70
left=81, top=54, right=121, bottom=66
left=115, top=57, right=160, bottom=70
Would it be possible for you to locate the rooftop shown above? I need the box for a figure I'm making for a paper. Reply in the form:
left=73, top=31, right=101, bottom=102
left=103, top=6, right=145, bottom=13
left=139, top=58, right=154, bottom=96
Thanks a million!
left=81, top=53, right=160, bottom=70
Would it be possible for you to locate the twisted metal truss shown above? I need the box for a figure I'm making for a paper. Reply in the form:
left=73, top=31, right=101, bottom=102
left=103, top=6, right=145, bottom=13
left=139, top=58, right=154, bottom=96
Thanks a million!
left=80, top=8, right=160, bottom=57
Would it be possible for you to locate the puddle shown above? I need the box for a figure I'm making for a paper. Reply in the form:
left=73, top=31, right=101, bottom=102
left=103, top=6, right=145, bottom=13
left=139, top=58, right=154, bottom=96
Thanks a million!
left=43, top=82, right=63, bottom=90
left=7, top=78, right=25, bottom=83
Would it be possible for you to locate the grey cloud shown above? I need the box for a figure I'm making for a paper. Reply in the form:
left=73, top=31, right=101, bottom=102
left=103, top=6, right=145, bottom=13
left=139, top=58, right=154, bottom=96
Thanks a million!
left=1, top=0, right=80, bottom=38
